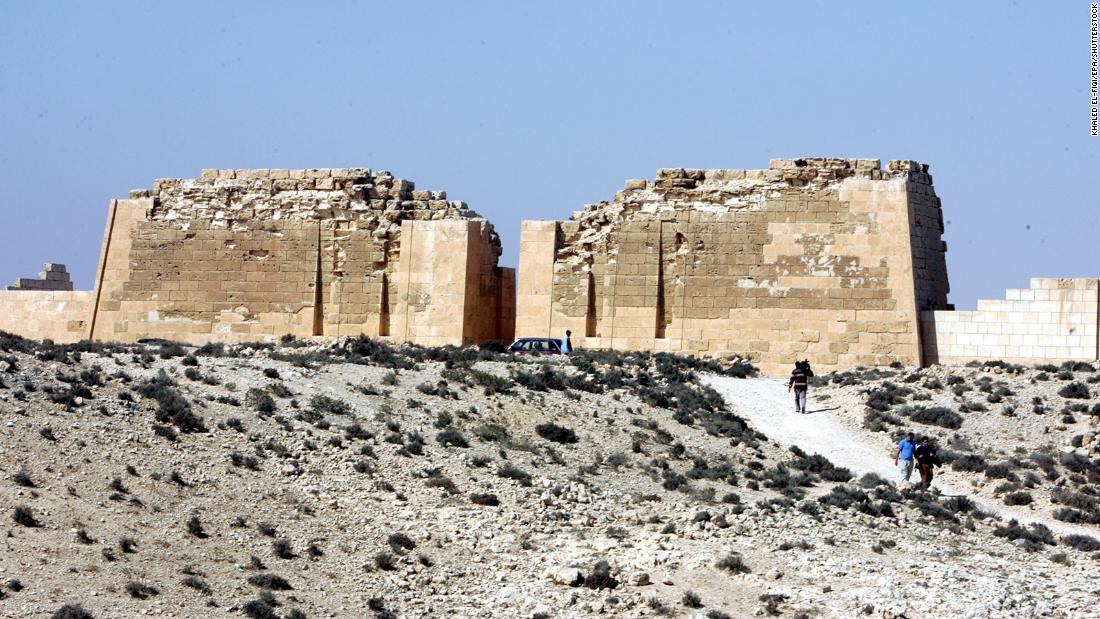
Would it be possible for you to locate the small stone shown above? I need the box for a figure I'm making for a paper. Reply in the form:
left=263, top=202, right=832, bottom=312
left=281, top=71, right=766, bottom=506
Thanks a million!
left=551, top=567, right=583, bottom=587
left=630, top=572, right=650, bottom=586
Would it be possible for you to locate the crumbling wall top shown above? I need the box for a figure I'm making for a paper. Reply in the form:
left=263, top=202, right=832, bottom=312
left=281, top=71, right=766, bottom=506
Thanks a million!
left=126, top=168, right=501, bottom=258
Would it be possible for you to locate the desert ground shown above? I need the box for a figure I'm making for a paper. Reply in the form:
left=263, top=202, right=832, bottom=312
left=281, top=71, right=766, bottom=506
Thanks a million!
left=1, top=334, right=1098, bottom=619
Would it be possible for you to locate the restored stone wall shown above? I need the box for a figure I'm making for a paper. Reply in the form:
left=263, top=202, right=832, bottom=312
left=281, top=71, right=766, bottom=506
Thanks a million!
left=7, top=263, right=74, bottom=291
left=0, top=291, right=92, bottom=342
left=517, top=158, right=949, bottom=374
left=922, top=278, right=1099, bottom=365
left=85, top=168, right=513, bottom=346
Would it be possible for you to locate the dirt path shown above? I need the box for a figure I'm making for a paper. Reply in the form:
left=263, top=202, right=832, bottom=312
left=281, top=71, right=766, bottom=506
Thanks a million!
left=703, top=375, right=1097, bottom=539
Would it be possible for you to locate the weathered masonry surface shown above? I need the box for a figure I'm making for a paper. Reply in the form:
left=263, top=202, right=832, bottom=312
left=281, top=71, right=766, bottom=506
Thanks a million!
left=2, top=159, right=1096, bottom=372
left=516, top=158, right=951, bottom=375
left=77, top=168, right=514, bottom=346
left=7, top=263, right=74, bottom=291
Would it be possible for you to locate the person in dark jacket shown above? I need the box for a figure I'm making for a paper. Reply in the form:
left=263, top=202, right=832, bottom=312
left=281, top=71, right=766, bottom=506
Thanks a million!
left=787, top=360, right=812, bottom=414
left=914, top=436, right=939, bottom=488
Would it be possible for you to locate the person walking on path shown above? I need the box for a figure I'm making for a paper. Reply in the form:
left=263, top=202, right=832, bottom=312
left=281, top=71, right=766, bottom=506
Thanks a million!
left=561, top=330, right=572, bottom=355
left=914, top=436, right=939, bottom=488
left=787, top=361, right=810, bottom=414
left=895, top=432, right=917, bottom=483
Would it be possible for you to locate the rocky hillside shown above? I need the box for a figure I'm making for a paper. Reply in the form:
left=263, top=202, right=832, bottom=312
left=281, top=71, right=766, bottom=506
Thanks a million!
left=1, top=334, right=1097, bottom=619
left=813, top=360, right=1100, bottom=529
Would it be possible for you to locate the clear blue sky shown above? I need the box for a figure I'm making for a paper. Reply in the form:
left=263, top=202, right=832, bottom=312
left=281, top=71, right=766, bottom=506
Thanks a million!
left=1, top=1, right=1096, bottom=308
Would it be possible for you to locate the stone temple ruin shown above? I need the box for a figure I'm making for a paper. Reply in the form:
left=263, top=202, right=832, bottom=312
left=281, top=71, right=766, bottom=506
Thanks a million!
left=0, top=159, right=1095, bottom=373
left=0, top=168, right=514, bottom=347
left=517, top=158, right=951, bottom=374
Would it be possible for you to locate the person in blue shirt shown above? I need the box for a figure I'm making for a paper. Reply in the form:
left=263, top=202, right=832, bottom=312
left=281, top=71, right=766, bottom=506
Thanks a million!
left=894, top=432, right=917, bottom=483
left=561, top=330, right=572, bottom=354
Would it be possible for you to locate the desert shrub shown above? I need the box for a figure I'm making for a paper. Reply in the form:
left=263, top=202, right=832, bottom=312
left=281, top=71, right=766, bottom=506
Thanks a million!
left=248, top=574, right=292, bottom=590
left=436, top=428, right=469, bottom=448
left=993, top=519, right=1055, bottom=551
left=863, top=409, right=901, bottom=433
left=1051, top=488, right=1099, bottom=511
left=374, top=551, right=397, bottom=571
left=865, top=383, right=912, bottom=411
left=949, top=453, right=987, bottom=472
left=76, top=529, right=94, bottom=544
left=1059, top=453, right=1096, bottom=474
left=424, top=475, right=459, bottom=494
left=662, top=469, right=689, bottom=491
left=152, top=424, right=178, bottom=442
left=242, top=599, right=278, bottom=619
left=125, top=581, right=158, bottom=599
left=119, top=536, right=138, bottom=553
left=984, top=461, right=1018, bottom=480
left=1003, top=491, right=1033, bottom=506
left=51, top=604, right=94, bottom=619
left=470, top=492, right=500, bottom=506
left=1058, top=382, right=1091, bottom=399
left=788, top=445, right=852, bottom=482
left=135, top=371, right=205, bottom=433
left=12, top=505, right=38, bottom=527
left=262, top=367, right=280, bottom=379
left=273, top=538, right=295, bottom=559
left=859, top=472, right=890, bottom=488
left=497, top=464, right=532, bottom=486
left=247, top=388, right=276, bottom=414
left=269, top=382, right=293, bottom=399
left=583, top=560, right=618, bottom=589
left=186, top=515, right=207, bottom=538
left=229, top=451, right=260, bottom=470
left=469, top=369, right=513, bottom=395
left=181, top=576, right=211, bottom=595
left=309, top=394, right=351, bottom=417
left=1053, top=507, right=1094, bottom=524
left=908, top=406, right=963, bottom=429
left=388, top=532, right=416, bottom=554
left=535, top=422, right=578, bottom=444
left=39, top=425, right=57, bottom=441
left=12, top=468, right=35, bottom=488
left=716, top=552, right=750, bottom=573
left=682, top=590, right=703, bottom=608
left=1062, top=534, right=1100, bottom=552
left=399, top=432, right=425, bottom=456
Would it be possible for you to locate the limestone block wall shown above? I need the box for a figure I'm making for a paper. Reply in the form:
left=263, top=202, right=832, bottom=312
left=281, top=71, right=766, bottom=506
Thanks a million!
left=0, top=291, right=93, bottom=343
left=921, top=278, right=1099, bottom=365
left=7, top=263, right=74, bottom=291
left=517, top=158, right=950, bottom=375
left=85, top=168, right=513, bottom=346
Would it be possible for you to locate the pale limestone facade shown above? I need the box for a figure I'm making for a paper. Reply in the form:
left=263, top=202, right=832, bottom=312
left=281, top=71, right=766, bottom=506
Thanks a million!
left=2, top=160, right=1095, bottom=372
left=922, top=278, right=1099, bottom=365
left=0, top=290, right=92, bottom=342
left=0, top=168, right=514, bottom=347
left=516, top=158, right=951, bottom=375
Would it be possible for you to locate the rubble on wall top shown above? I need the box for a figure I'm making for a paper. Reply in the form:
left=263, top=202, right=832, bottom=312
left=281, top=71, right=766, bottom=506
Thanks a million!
left=553, top=157, right=937, bottom=267
left=7, top=262, right=73, bottom=291
left=125, top=168, right=501, bottom=257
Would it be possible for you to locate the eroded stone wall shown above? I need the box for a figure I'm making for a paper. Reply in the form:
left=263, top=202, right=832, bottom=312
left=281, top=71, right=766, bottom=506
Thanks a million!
left=517, top=158, right=950, bottom=374
left=86, top=168, right=512, bottom=345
